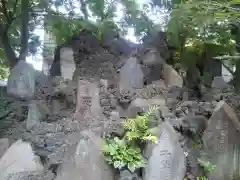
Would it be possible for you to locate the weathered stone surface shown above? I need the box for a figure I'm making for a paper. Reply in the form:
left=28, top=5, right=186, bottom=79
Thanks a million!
left=202, top=101, right=240, bottom=180
left=119, top=170, right=139, bottom=180
left=56, top=130, right=115, bottom=180
left=140, top=48, right=165, bottom=66
left=7, top=60, right=36, bottom=100
left=119, top=97, right=165, bottom=119
left=26, top=100, right=50, bottom=129
left=139, top=48, right=165, bottom=84
left=0, top=139, right=43, bottom=179
left=0, top=138, right=9, bottom=159
left=163, top=64, right=183, bottom=88
left=6, top=171, right=55, bottom=180
left=74, top=80, right=102, bottom=130
left=211, top=76, right=228, bottom=89
left=143, top=122, right=186, bottom=180
left=60, top=47, right=76, bottom=80
left=119, top=57, right=144, bottom=92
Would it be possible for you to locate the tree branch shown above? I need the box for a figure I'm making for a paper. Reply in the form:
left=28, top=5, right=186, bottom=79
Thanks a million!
left=0, top=23, right=18, bottom=68
left=12, top=0, right=19, bottom=16
left=18, top=0, right=30, bottom=61
left=0, top=0, right=12, bottom=25
left=79, top=0, right=88, bottom=20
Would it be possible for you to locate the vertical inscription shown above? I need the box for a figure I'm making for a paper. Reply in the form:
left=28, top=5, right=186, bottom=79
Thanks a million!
left=158, top=129, right=172, bottom=179
left=215, top=119, right=228, bottom=153
left=77, top=96, right=92, bottom=119
left=159, top=150, right=172, bottom=169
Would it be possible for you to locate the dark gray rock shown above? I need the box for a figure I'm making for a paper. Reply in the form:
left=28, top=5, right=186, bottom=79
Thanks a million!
left=119, top=170, right=140, bottom=180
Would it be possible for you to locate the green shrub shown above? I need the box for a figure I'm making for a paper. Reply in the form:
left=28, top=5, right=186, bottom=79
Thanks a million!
left=101, top=105, right=159, bottom=172
left=101, top=137, right=146, bottom=172
left=123, top=105, right=159, bottom=144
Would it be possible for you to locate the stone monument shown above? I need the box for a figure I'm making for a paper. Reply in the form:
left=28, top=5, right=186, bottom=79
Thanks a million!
left=203, top=101, right=240, bottom=179
left=143, top=121, right=186, bottom=180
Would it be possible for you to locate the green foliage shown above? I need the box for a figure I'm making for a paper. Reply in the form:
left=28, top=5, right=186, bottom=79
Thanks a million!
left=196, top=176, right=207, bottom=180
left=195, top=158, right=216, bottom=179
left=197, top=158, right=216, bottom=173
left=0, top=88, right=9, bottom=119
left=101, top=137, right=146, bottom=172
left=166, top=0, right=240, bottom=69
left=102, top=105, right=159, bottom=172
left=123, top=105, right=159, bottom=144
left=198, top=159, right=216, bottom=173
left=0, top=68, right=9, bottom=80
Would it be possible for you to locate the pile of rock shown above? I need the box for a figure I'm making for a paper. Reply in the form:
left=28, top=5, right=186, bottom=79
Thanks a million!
left=2, top=30, right=240, bottom=180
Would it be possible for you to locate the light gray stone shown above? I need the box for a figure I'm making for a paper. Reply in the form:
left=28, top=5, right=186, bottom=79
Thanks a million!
left=143, top=122, right=186, bottom=180
left=75, top=80, right=101, bottom=120
left=0, top=138, right=9, bottom=159
left=7, top=60, right=36, bottom=100
left=211, top=76, right=228, bottom=89
left=163, top=64, right=183, bottom=88
left=27, top=100, right=48, bottom=129
left=119, top=57, right=144, bottom=92
left=0, top=139, right=43, bottom=179
left=60, top=47, right=76, bottom=80
left=203, top=101, right=240, bottom=179
left=56, top=130, right=115, bottom=180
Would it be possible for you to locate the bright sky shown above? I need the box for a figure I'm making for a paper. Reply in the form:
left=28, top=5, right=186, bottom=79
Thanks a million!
left=26, top=1, right=168, bottom=71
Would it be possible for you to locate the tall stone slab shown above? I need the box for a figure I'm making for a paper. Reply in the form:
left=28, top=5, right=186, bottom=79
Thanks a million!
left=143, top=122, right=186, bottom=180
left=56, top=131, right=115, bottom=180
left=211, top=76, right=229, bottom=89
left=119, top=57, right=144, bottom=92
left=60, top=47, right=76, bottom=80
left=0, top=139, right=43, bottom=179
left=203, top=101, right=240, bottom=179
left=75, top=80, right=102, bottom=131
left=163, top=64, right=183, bottom=88
left=0, top=138, right=9, bottom=159
left=7, top=60, right=36, bottom=100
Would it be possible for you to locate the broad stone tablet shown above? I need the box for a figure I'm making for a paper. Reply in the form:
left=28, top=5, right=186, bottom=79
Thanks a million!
left=7, top=60, right=35, bottom=100
left=143, top=121, right=186, bottom=180
left=203, top=101, right=240, bottom=179
left=119, top=57, right=144, bottom=92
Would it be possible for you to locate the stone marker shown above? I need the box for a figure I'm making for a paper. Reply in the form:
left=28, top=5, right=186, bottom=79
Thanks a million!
left=0, top=138, right=9, bottom=159
left=26, top=100, right=45, bottom=130
left=143, top=121, right=186, bottom=180
left=140, top=48, right=165, bottom=66
left=56, top=130, right=115, bottom=180
left=60, top=47, right=76, bottom=80
left=75, top=80, right=101, bottom=118
left=74, top=80, right=103, bottom=131
left=202, top=101, right=240, bottom=179
left=211, top=76, right=228, bottom=89
left=7, top=60, right=36, bottom=100
left=119, top=170, right=139, bottom=180
left=0, top=139, right=43, bottom=180
left=163, top=64, right=183, bottom=88
left=118, top=97, right=165, bottom=120
left=119, top=57, right=144, bottom=92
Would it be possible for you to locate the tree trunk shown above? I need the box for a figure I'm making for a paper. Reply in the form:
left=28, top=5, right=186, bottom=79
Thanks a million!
left=0, top=25, right=18, bottom=68
left=231, top=22, right=240, bottom=90
left=18, top=0, right=30, bottom=61
left=0, top=0, right=30, bottom=68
